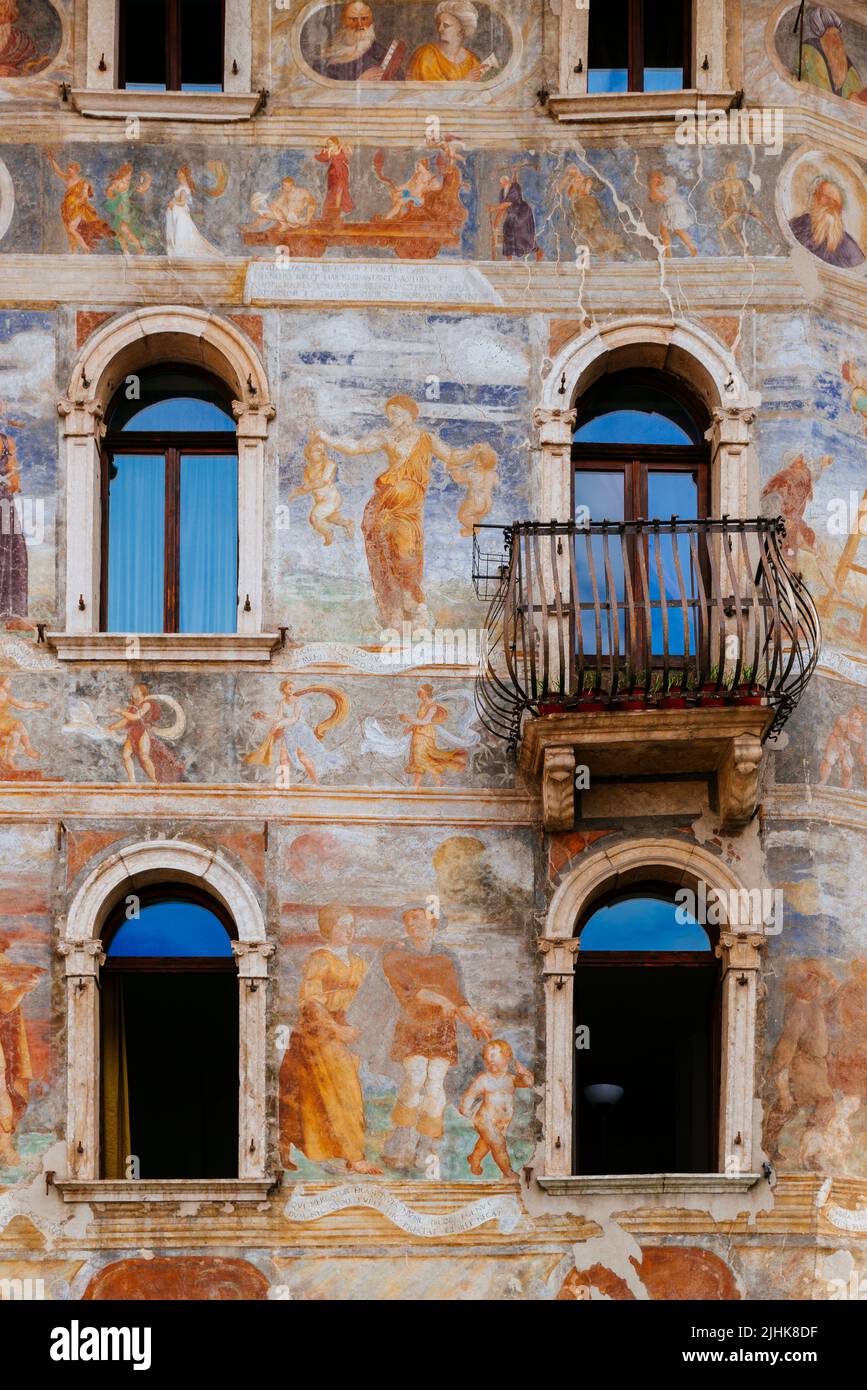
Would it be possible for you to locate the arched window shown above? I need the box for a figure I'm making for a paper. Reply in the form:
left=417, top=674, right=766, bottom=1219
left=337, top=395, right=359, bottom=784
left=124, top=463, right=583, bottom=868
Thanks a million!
left=572, top=368, right=711, bottom=660
left=574, top=885, right=719, bottom=1175
left=100, top=886, right=239, bottom=1180
left=101, top=366, right=238, bottom=635
left=588, top=0, right=690, bottom=94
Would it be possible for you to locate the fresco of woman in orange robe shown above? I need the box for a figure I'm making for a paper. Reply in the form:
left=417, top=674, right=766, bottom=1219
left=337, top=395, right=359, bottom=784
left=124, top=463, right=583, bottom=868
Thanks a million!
left=316, top=395, right=496, bottom=628
left=407, top=2, right=484, bottom=80
left=46, top=152, right=113, bottom=254
left=401, top=684, right=468, bottom=787
left=279, top=906, right=381, bottom=1174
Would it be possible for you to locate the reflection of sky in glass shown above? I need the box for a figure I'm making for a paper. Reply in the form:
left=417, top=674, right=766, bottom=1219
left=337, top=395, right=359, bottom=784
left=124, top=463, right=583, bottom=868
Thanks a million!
left=578, top=895, right=708, bottom=950
left=581, top=895, right=710, bottom=950
left=107, top=899, right=234, bottom=957
left=574, top=410, right=694, bottom=446
left=588, top=69, right=629, bottom=94
left=107, top=454, right=165, bottom=632
left=648, top=472, right=699, bottom=657
left=121, top=397, right=233, bottom=432
left=574, top=471, right=624, bottom=656
left=644, top=68, right=684, bottom=92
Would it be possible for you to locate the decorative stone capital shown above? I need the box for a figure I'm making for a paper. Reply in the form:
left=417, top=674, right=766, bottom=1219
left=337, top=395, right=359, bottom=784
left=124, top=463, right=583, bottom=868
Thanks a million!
left=232, top=400, right=276, bottom=439
left=717, top=732, right=763, bottom=829
left=715, top=932, right=764, bottom=971
left=542, top=745, right=576, bottom=831
left=57, top=938, right=105, bottom=977
left=534, top=406, right=577, bottom=447
left=232, top=940, right=276, bottom=979
left=705, top=406, right=758, bottom=451
left=538, top=936, right=580, bottom=980
left=57, top=397, right=106, bottom=439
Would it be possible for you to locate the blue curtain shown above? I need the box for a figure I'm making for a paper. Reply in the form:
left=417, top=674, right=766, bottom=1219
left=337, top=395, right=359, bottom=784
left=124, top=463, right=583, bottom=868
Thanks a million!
left=179, top=454, right=238, bottom=633
left=107, top=454, right=165, bottom=632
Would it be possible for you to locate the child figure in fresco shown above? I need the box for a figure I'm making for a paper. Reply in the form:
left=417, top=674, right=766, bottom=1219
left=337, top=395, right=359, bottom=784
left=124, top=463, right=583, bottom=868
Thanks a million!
left=0, top=675, right=47, bottom=770
left=460, top=1038, right=533, bottom=1180
left=448, top=442, right=499, bottom=537
left=290, top=437, right=355, bottom=546
left=842, top=360, right=867, bottom=437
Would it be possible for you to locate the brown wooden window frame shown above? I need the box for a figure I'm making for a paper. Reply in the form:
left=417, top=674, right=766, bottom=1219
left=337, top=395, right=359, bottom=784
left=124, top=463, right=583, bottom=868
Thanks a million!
left=100, top=429, right=238, bottom=635
left=118, top=0, right=226, bottom=93
left=589, top=0, right=693, bottom=94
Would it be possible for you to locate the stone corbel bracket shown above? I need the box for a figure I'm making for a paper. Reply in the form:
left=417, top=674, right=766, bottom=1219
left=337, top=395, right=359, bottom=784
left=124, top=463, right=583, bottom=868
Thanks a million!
left=522, top=707, right=773, bottom=833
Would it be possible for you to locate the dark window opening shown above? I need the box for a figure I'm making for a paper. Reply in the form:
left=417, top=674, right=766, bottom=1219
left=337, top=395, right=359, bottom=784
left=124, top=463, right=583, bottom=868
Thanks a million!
left=588, top=0, right=691, bottom=94
left=101, top=888, right=239, bottom=1181
left=119, top=0, right=224, bottom=92
left=101, top=365, right=238, bottom=635
left=573, top=888, right=720, bottom=1175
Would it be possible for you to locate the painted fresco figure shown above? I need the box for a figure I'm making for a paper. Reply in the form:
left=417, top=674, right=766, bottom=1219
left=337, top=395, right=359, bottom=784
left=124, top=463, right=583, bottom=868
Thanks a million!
left=761, top=450, right=833, bottom=566
left=648, top=169, right=698, bottom=257
left=459, top=1038, right=533, bottom=1179
left=290, top=437, right=355, bottom=545
left=315, top=137, right=355, bottom=222
left=104, top=164, right=154, bottom=254
left=165, top=166, right=223, bottom=259
left=766, top=960, right=838, bottom=1159
left=407, top=1, right=485, bottom=82
left=819, top=706, right=867, bottom=788
left=788, top=177, right=866, bottom=268
left=401, top=685, right=468, bottom=788
left=0, top=675, right=46, bottom=771
left=244, top=679, right=348, bottom=784
left=315, top=396, right=492, bottom=629
left=0, top=413, right=28, bottom=617
left=309, top=1, right=392, bottom=82
left=0, top=936, right=43, bottom=1167
left=707, top=163, right=779, bottom=253
left=105, top=682, right=186, bottom=784
left=842, top=359, right=867, bottom=436
left=381, top=907, right=492, bottom=1171
left=279, top=906, right=382, bottom=1174
left=243, top=176, right=317, bottom=234
left=801, top=6, right=867, bottom=103
left=0, top=0, right=47, bottom=76
left=490, top=173, right=543, bottom=260
left=558, top=165, right=625, bottom=259
left=46, top=152, right=114, bottom=254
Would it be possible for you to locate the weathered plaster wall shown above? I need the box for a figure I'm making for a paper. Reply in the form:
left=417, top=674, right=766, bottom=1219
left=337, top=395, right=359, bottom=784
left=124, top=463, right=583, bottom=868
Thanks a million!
left=0, top=0, right=865, bottom=1300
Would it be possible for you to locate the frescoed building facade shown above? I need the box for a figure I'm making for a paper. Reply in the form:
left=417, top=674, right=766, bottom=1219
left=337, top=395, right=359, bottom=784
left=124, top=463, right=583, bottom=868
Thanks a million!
left=0, top=0, right=865, bottom=1302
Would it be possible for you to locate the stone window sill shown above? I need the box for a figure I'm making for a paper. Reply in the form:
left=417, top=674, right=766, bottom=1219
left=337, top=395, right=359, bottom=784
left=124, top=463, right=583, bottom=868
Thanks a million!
left=547, top=88, right=739, bottom=124
left=55, top=1179, right=275, bottom=1205
left=47, top=632, right=282, bottom=663
left=69, top=89, right=266, bottom=122
left=536, top=1173, right=762, bottom=1196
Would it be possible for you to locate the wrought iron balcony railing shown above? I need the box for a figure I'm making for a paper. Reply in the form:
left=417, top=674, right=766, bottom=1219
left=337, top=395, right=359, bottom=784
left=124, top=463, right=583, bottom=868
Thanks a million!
left=474, top=518, right=821, bottom=750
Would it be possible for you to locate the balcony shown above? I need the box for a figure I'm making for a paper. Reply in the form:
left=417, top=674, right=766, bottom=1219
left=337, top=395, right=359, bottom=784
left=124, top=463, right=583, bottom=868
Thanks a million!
left=474, top=518, right=820, bottom=831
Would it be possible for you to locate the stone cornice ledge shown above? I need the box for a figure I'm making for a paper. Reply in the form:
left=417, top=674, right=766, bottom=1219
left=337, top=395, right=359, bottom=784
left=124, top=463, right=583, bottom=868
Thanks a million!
left=547, top=89, right=738, bottom=124
left=48, top=632, right=282, bottom=663
left=69, top=89, right=265, bottom=122
left=55, top=1178, right=276, bottom=1204
left=536, top=1173, right=762, bottom=1196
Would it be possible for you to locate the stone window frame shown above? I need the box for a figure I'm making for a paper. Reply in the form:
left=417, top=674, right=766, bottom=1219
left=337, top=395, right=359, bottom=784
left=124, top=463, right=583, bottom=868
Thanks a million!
left=536, top=838, right=767, bottom=1196
left=533, top=314, right=761, bottom=526
left=550, top=0, right=736, bottom=122
left=51, top=305, right=279, bottom=664
left=55, top=839, right=275, bottom=1204
left=71, top=0, right=263, bottom=121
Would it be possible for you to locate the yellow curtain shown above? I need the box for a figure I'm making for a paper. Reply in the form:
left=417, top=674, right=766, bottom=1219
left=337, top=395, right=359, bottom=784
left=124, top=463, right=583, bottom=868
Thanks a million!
left=100, top=975, right=131, bottom=1180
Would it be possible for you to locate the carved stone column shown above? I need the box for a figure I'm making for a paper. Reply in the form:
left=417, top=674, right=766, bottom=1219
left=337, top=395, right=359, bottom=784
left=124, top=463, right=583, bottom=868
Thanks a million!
left=233, top=402, right=275, bottom=636
left=715, top=932, right=764, bottom=1174
left=705, top=405, right=757, bottom=519
left=539, top=936, right=581, bottom=1176
left=534, top=406, right=576, bottom=522
left=233, top=940, right=275, bottom=1179
left=57, top=936, right=105, bottom=1180
left=57, top=398, right=105, bottom=633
